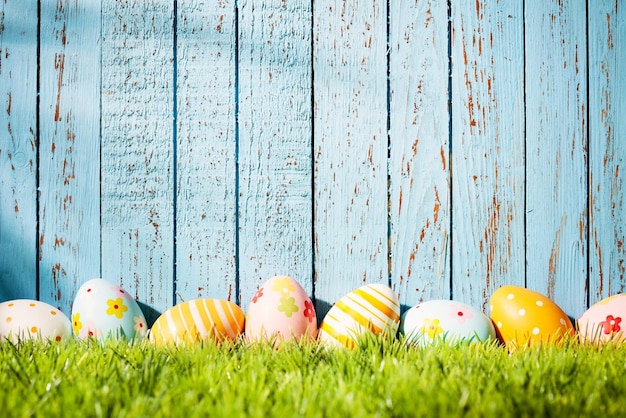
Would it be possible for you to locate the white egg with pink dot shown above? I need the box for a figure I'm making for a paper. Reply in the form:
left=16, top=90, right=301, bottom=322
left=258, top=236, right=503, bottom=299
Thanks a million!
left=400, top=300, right=496, bottom=346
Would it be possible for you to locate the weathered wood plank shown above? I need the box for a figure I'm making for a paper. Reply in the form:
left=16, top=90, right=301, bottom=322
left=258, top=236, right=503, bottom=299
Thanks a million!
left=589, top=1, right=626, bottom=302
left=0, top=0, right=38, bottom=301
left=451, top=0, right=525, bottom=311
left=313, top=0, right=388, bottom=315
left=525, top=0, right=588, bottom=317
left=101, top=0, right=174, bottom=323
left=175, top=1, right=237, bottom=303
left=237, top=0, right=313, bottom=312
left=38, top=0, right=101, bottom=313
left=388, top=0, right=450, bottom=308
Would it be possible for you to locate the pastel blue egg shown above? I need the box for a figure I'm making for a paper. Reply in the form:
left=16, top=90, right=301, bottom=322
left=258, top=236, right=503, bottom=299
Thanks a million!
left=71, top=278, right=147, bottom=340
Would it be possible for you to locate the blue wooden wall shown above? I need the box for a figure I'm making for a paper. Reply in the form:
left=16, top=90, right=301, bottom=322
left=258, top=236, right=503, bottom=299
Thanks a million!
left=1, top=0, right=624, bottom=324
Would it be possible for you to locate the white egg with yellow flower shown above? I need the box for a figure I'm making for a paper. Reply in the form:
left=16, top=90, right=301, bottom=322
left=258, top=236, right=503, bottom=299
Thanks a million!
left=400, top=300, right=496, bottom=346
left=71, top=278, right=147, bottom=340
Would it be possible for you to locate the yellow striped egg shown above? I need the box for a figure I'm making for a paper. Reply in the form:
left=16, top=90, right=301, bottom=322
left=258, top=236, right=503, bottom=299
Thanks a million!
left=149, top=299, right=245, bottom=346
left=318, top=283, right=400, bottom=348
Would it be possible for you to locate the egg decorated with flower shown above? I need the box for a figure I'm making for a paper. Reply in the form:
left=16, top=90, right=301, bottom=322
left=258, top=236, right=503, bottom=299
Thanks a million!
left=150, top=299, right=245, bottom=346
left=245, top=276, right=317, bottom=344
left=318, top=283, right=400, bottom=349
left=489, top=285, right=574, bottom=349
left=578, top=293, right=626, bottom=344
left=400, top=300, right=496, bottom=346
left=71, top=278, right=147, bottom=340
left=0, top=299, right=72, bottom=343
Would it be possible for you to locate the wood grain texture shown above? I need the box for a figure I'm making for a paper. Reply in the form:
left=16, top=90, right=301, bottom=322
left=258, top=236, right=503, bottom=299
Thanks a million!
left=2, top=2, right=626, bottom=319
left=313, top=0, right=388, bottom=315
left=237, top=0, right=313, bottom=312
left=175, top=1, right=237, bottom=303
left=0, top=0, right=38, bottom=300
left=525, top=0, right=588, bottom=318
left=101, top=0, right=174, bottom=323
left=38, top=0, right=101, bottom=313
left=388, top=0, right=451, bottom=308
left=451, top=0, right=525, bottom=311
left=588, top=1, right=626, bottom=303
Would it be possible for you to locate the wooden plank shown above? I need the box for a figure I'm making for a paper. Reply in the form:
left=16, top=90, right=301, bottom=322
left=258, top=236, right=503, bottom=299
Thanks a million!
left=101, top=0, right=174, bottom=324
left=0, top=0, right=38, bottom=301
left=237, top=0, right=313, bottom=312
left=525, top=0, right=588, bottom=318
left=589, top=1, right=626, bottom=302
left=451, top=0, right=526, bottom=311
left=175, top=1, right=237, bottom=303
left=313, top=0, right=388, bottom=316
left=388, top=0, right=451, bottom=309
left=38, top=0, right=101, bottom=313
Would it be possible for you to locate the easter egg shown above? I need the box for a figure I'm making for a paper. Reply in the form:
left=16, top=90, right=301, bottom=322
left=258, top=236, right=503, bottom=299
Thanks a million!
left=489, top=285, right=574, bottom=349
left=318, top=283, right=400, bottom=349
left=71, top=278, right=147, bottom=340
left=0, top=299, right=71, bottom=342
left=578, top=293, right=626, bottom=344
left=400, top=300, right=496, bottom=346
left=150, top=299, right=245, bottom=346
left=245, top=276, right=317, bottom=344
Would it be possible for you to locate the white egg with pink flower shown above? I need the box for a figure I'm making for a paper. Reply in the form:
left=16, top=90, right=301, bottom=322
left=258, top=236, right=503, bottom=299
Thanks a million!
left=400, top=300, right=496, bottom=346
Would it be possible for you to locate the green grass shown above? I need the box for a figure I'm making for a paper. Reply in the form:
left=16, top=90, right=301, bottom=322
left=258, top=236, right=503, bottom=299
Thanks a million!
left=0, top=336, right=624, bottom=417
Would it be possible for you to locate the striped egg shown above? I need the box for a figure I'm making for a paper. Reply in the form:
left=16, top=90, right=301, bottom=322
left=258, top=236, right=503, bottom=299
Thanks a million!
left=149, top=299, right=245, bottom=346
left=318, top=283, right=400, bottom=349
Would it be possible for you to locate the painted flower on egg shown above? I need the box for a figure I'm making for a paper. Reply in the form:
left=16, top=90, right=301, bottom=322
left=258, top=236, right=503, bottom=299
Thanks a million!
left=272, top=277, right=296, bottom=296
left=72, top=313, right=82, bottom=334
left=112, top=286, right=132, bottom=300
left=106, top=298, right=128, bottom=319
left=252, top=288, right=264, bottom=303
left=449, top=304, right=473, bottom=323
left=84, top=322, right=102, bottom=339
left=422, top=318, right=443, bottom=339
left=303, top=301, right=316, bottom=323
left=278, top=297, right=299, bottom=318
left=134, top=316, right=147, bottom=337
left=599, top=315, right=621, bottom=335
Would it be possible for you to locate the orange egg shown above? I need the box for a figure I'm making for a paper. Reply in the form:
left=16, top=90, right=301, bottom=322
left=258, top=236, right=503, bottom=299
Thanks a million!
left=489, top=285, right=574, bottom=349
